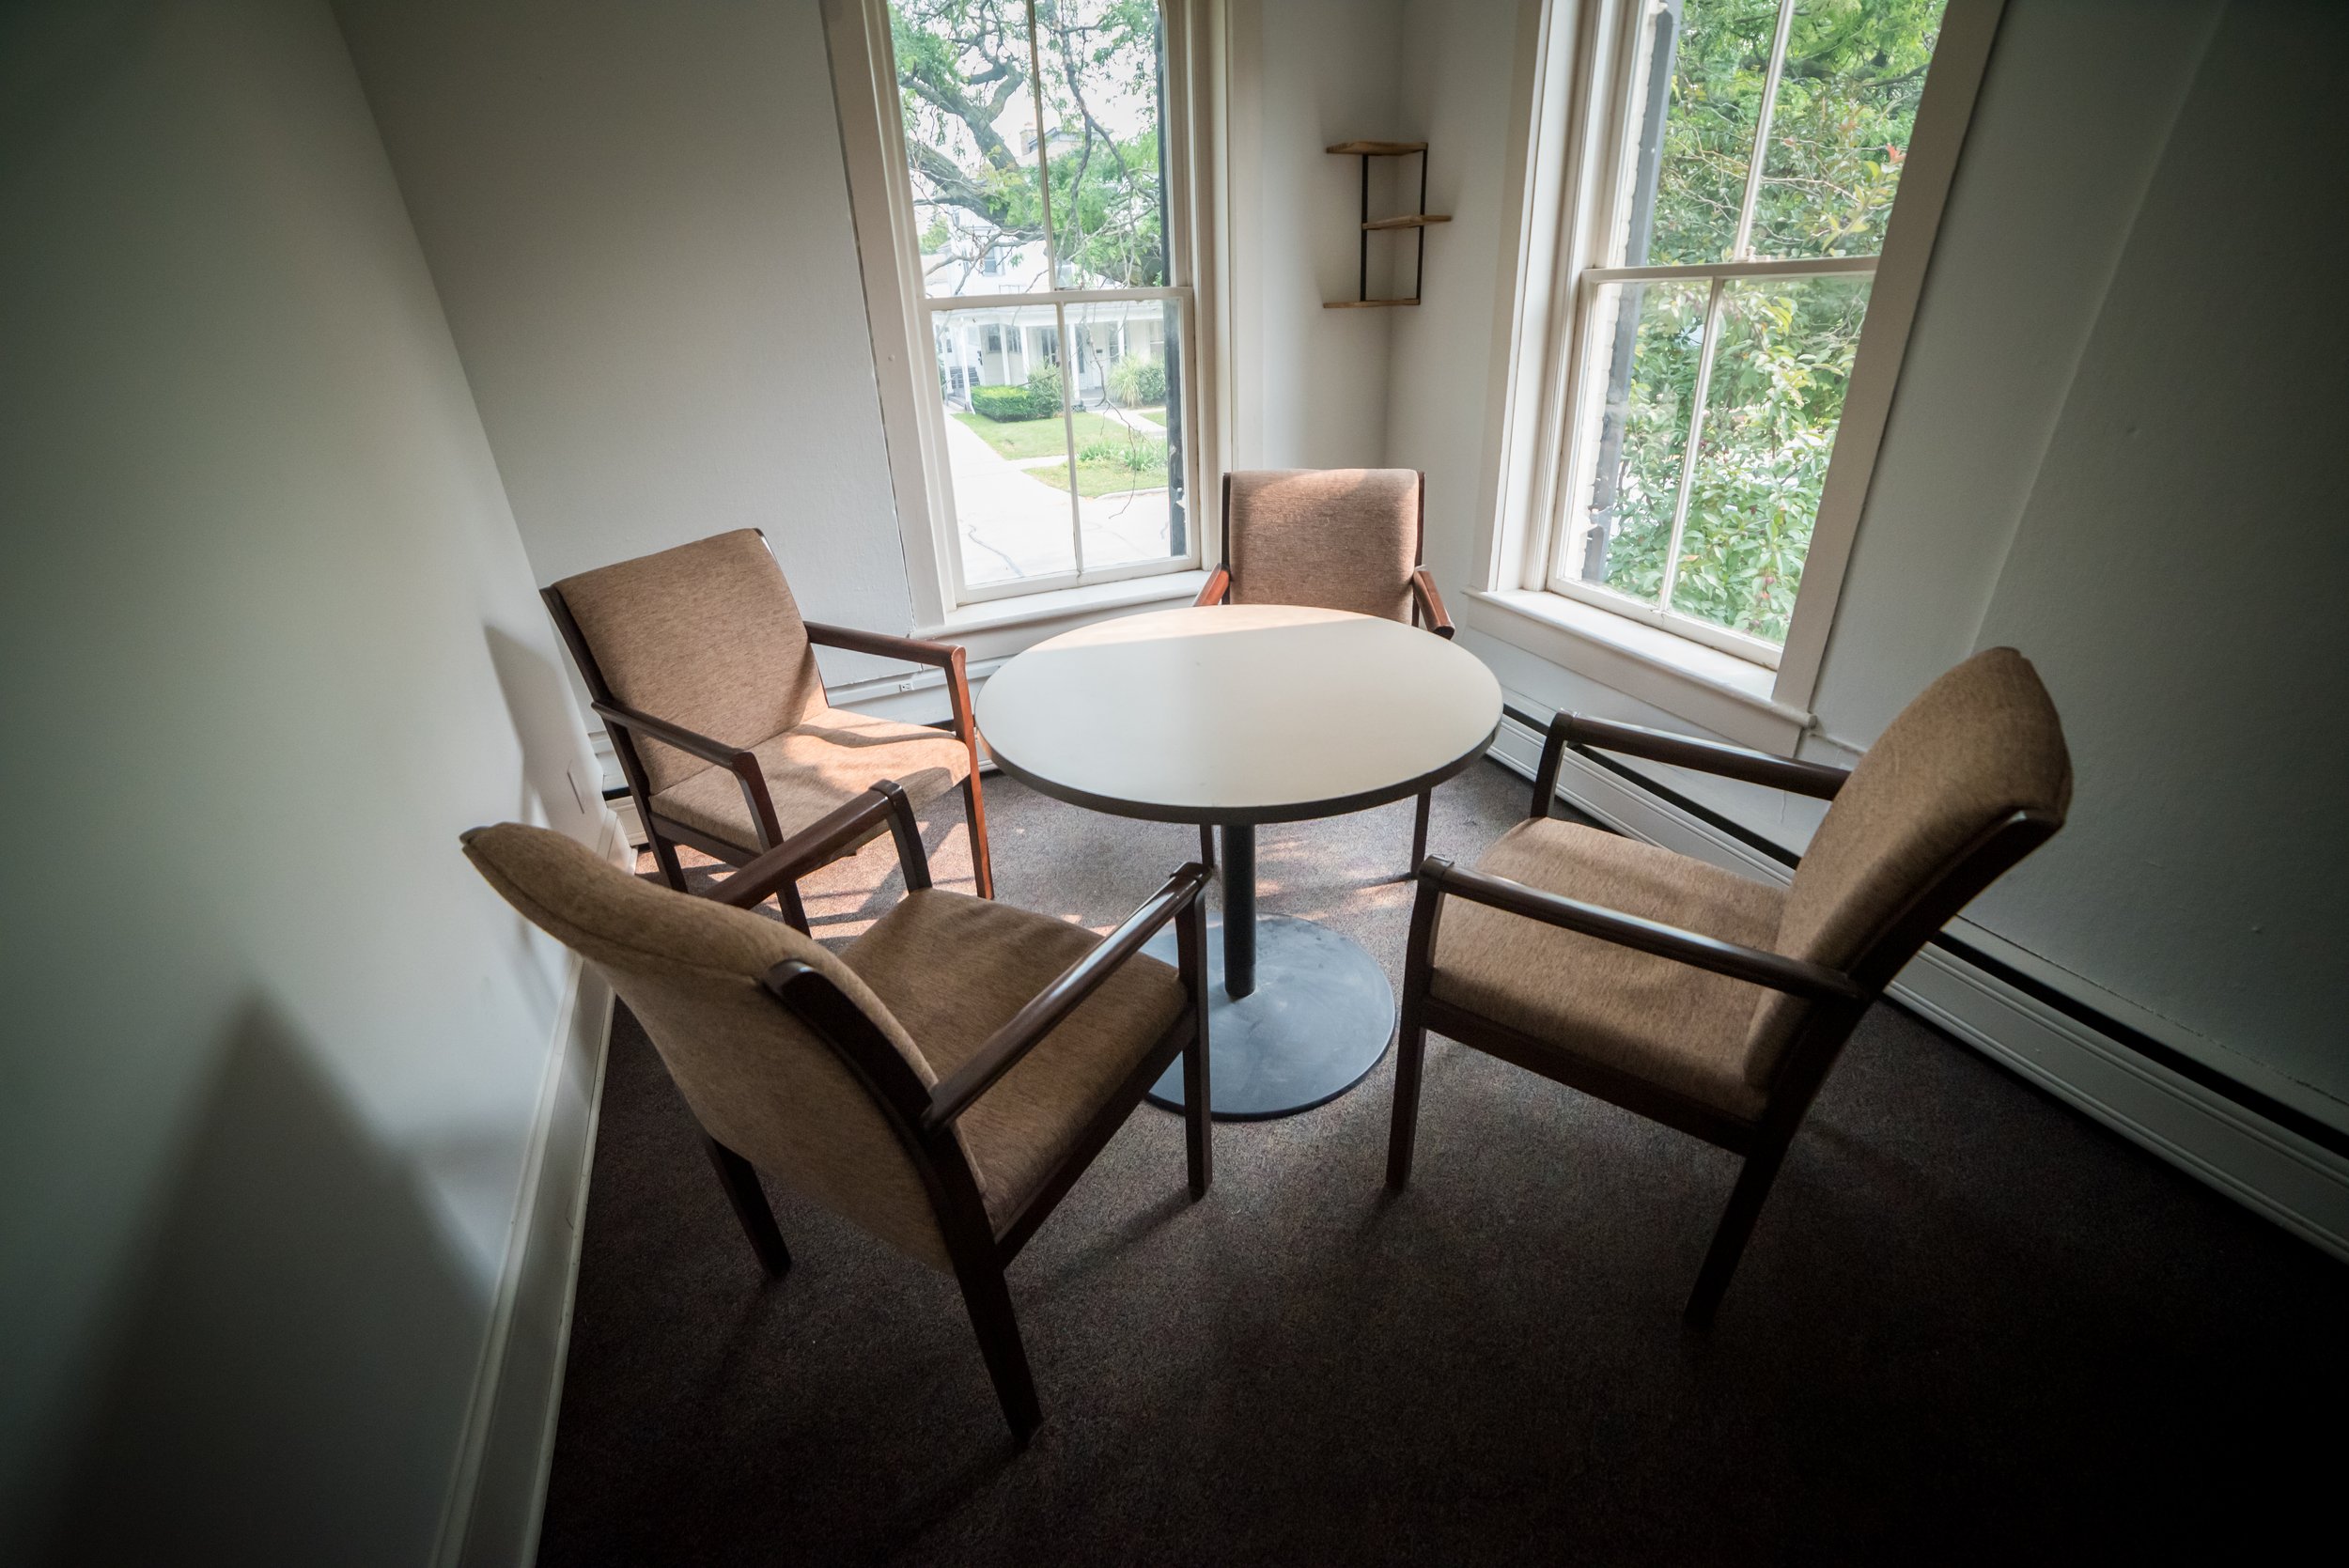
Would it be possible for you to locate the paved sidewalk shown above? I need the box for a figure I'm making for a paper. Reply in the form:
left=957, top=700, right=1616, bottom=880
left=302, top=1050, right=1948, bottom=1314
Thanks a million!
left=941, top=409, right=1177, bottom=586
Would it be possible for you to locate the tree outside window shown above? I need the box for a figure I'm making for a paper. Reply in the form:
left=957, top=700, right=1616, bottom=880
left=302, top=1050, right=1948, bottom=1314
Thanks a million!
left=1556, top=0, right=1944, bottom=654
left=890, top=0, right=1194, bottom=598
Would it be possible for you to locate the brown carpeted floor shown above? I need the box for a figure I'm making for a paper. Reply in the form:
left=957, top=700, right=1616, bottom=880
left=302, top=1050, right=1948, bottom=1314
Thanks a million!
left=537, top=761, right=2346, bottom=1565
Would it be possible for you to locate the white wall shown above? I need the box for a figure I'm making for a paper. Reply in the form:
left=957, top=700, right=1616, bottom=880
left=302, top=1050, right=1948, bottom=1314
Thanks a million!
left=332, top=0, right=916, bottom=691
left=0, top=0, right=605, bottom=1559
left=1235, top=0, right=1408, bottom=471
left=1962, top=1, right=2349, bottom=1097
left=1390, top=0, right=2349, bottom=1122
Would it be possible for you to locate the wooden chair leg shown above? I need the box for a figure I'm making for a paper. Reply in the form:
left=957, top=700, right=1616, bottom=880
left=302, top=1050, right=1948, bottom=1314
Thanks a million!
left=963, top=774, right=995, bottom=900
left=1198, top=822, right=1216, bottom=872
left=648, top=829, right=688, bottom=892
left=1410, top=788, right=1433, bottom=869
left=1385, top=1001, right=1429, bottom=1189
left=775, top=879, right=810, bottom=934
left=1176, top=893, right=1212, bottom=1198
left=1685, top=1137, right=1792, bottom=1327
left=704, top=1138, right=791, bottom=1278
left=952, top=1254, right=1040, bottom=1443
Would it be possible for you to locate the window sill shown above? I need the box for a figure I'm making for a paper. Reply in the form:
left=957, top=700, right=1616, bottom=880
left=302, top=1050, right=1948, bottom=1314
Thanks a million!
left=910, top=568, right=1209, bottom=664
left=1460, top=588, right=1812, bottom=753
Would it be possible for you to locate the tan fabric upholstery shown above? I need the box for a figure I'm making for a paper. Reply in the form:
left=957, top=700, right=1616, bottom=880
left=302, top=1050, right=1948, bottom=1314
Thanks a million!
left=1430, top=819, right=1783, bottom=1122
left=651, top=706, right=971, bottom=853
left=1744, top=646, right=2071, bottom=1086
left=460, top=822, right=958, bottom=1269
left=846, top=891, right=1185, bottom=1231
left=552, top=530, right=826, bottom=794
left=1226, top=469, right=1421, bottom=622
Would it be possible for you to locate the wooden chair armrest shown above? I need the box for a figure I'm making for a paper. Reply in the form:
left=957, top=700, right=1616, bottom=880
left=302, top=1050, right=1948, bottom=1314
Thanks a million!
left=1193, top=567, right=1231, bottom=607
left=1507, top=703, right=1849, bottom=821
left=595, top=697, right=784, bottom=843
left=802, top=620, right=962, bottom=669
left=1409, top=568, right=1454, bottom=638
left=708, top=782, right=930, bottom=910
left=591, top=698, right=752, bottom=773
left=924, top=863, right=1211, bottom=1129
left=1563, top=713, right=1848, bottom=799
left=1418, top=857, right=1862, bottom=1002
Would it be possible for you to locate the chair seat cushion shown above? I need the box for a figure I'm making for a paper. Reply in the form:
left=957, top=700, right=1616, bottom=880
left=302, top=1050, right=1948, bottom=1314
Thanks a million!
left=1429, top=819, right=1784, bottom=1122
left=844, top=890, right=1186, bottom=1234
left=650, top=706, right=971, bottom=853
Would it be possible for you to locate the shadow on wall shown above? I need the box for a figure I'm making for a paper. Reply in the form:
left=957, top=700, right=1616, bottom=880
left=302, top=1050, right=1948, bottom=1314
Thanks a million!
left=42, top=998, right=479, bottom=1568
left=485, top=624, right=594, bottom=839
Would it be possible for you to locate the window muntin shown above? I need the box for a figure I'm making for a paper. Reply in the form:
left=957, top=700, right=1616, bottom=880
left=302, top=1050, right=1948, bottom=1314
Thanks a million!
left=890, top=0, right=1195, bottom=602
left=1550, top=0, right=1943, bottom=659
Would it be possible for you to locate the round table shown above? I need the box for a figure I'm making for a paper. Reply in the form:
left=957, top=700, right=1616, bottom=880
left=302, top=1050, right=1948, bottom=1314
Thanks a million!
left=976, top=603, right=1502, bottom=1117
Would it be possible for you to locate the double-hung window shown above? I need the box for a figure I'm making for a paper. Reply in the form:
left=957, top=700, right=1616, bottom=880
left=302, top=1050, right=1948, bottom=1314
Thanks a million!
left=879, top=0, right=1202, bottom=605
left=1548, top=0, right=1947, bottom=664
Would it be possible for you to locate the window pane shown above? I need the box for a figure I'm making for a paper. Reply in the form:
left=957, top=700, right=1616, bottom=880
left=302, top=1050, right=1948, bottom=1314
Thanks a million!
left=935, top=304, right=1078, bottom=588
left=893, top=2, right=1051, bottom=300
left=1560, top=280, right=1710, bottom=604
left=1036, top=0, right=1170, bottom=287
left=1670, top=273, right=1871, bottom=642
left=1749, top=0, right=1946, bottom=259
left=1633, top=0, right=1785, bottom=266
left=1062, top=297, right=1186, bottom=571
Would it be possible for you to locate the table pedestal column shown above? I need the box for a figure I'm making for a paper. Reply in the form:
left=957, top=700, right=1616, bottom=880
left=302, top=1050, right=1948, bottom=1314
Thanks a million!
left=1143, top=821, right=1395, bottom=1119
left=1221, top=823, right=1256, bottom=999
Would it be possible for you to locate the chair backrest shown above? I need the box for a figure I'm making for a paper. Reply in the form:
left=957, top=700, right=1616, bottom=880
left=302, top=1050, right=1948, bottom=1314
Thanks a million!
left=548, top=530, right=826, bottom=794
left=1745, top=646, right=2072, bottom=1087
left=1224, top=469, right=1422, bottom=623
left=461, top=821, right=961, bottom=1268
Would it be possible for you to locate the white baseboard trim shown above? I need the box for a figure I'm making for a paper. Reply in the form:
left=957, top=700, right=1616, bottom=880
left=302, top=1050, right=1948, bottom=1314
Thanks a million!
left=435, top=812, right=626, bottom=1568
left=1485, top=711, right=2349, bottom=1263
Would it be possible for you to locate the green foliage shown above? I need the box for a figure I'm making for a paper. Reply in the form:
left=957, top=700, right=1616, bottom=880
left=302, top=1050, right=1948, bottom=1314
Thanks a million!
left=1024, top=361, right=1064, bottom=410
left=965, top=364, right=1066, bottom=422
left=971, top=383, right=1049, bottom=421
left=892, top=1, right=1168, bottom=288
left=1108, top=355, right=1166, bottom=407
left=1579, top=0, right=1938, bottom=644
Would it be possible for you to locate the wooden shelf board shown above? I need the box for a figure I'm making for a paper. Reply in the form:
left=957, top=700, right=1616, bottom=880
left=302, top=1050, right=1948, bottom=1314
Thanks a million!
left=1326, top=140, right=1427, bottom=156
left=1362, top=214, right=1453, bottom=231
left=1323, top=298, right=1423, bottom=309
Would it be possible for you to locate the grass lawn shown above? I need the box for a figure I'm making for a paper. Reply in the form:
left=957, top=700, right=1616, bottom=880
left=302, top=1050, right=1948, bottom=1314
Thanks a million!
left=953, top=408, right=1137, bottom=461
left=1034, top=444, right=1170, bottom=497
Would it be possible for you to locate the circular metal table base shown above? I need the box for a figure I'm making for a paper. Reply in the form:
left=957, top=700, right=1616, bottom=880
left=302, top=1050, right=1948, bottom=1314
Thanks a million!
left=1141, top=914, right=1396, bottom=1120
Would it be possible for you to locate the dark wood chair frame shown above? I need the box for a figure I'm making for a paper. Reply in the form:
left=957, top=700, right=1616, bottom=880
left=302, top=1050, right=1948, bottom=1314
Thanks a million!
left=690, top=779, right=1213, bottom=1443
left=1191, top=470, right=1455, bottom=871
left=540, top=529, right=992, bottom=931
left=1386, top=709, right=2062, bottom=1325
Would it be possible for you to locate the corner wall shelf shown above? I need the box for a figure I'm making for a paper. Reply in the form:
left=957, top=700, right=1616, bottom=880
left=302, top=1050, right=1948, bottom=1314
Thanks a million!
left=1324, top=141, right=1448, bottom=308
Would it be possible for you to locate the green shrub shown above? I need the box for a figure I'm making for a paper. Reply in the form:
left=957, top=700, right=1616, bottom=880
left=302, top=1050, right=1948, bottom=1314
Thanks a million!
left=1024, top=363, right=1064, bottom=411
left=971, top=383, right=1043, bottom=422
left=1109, top=356, right=1166, bottom=408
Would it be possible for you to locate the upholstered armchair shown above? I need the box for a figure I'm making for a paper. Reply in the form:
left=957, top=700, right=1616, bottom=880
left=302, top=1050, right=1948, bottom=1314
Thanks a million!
left=1385, top=648, right=2071, bottom=1323
left=1192, top=469, right=1454, bottom=869
left=461, top=783, right=1212, bottom=1441
left=542, top=529, right=991, bottom=928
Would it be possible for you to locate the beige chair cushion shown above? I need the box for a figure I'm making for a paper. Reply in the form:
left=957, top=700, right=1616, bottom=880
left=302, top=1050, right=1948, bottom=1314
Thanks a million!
left=845, top=890, right=1186, bottom=1233
left=1430, top=818, right=1783, bottom=1122
left=460, top=821, right=961, bottom=1269
left=552, top=530, right=827, bottom=794
left=1227, top=469, right=1420, bottom=623
left=650, top=705, right=971, bottom=853
left=1745, top=646, right=2071, bottom=1085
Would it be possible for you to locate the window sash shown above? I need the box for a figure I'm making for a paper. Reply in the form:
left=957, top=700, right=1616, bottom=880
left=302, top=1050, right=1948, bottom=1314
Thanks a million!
left=888, top=0, right=1203, bottom=608
left=1545, top=0, right=1894, bottom=667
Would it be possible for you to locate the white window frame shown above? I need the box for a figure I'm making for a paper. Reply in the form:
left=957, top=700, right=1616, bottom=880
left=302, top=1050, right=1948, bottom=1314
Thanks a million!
left=824, top=0, right=1232, bottom=629
left=1472, top=0, right=2004, bottom=742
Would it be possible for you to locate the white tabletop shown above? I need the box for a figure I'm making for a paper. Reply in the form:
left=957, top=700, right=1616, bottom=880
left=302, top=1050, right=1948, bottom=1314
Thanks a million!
left=975, top=604, right=1503, bottom=824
